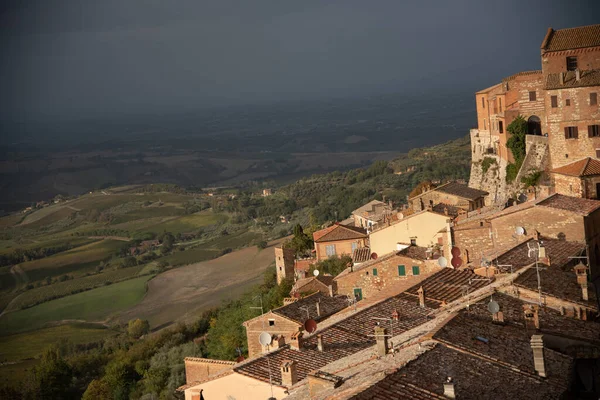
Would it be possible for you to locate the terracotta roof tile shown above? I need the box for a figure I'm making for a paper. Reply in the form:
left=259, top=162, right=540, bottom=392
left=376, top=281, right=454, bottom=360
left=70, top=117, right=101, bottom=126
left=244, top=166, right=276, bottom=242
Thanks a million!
left=494, top=237, right=585, bottom=272
left=291, top=275, right=334, bottom=294
left=502, top=70, right=543, bottom=82
left=542, top=24, right=600, bottom=52
left=313, top=224, right=367, bottom=243
left=404, top=268, right=492, bottom=304
left=273, top=292, right=348, bottom=323
left=551, top=157, right=600, bottom=177
left=434, top=182, right=488, bottom=201
left=546, top=69, right=600, bottom=89
left=537, top=193, right=600, bottom=215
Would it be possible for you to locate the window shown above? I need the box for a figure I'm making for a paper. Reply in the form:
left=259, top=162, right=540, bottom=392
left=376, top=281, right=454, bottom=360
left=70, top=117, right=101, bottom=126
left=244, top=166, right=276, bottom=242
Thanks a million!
left=591, top=93, right=598, bottom=106
left=483, top=119, right=487, bottom=130
left=566, top=56, right=578, bottom=71
left=372, top=268, right=378, bottom=276
left=564, top=126, right=578, bottom=139
left=269, top=319, right=275, bottom=326
left=498, top=98, right=502, bottom=112
left=589, top=125, right=600, bottom=138
left=551, top=95, right=558, bottom=108
left=412, top=266, right=420, bottom=276
left=398, top=265, right=406, bottom=276
left=325, top=244, right=336, bottom=256
left=529, top=91, right=536, bottom=101
left=499, top=121, right=504, bottom=133
left=565, top=99, right=571, bottom=106
left=481, top=97, right=485, bottom=108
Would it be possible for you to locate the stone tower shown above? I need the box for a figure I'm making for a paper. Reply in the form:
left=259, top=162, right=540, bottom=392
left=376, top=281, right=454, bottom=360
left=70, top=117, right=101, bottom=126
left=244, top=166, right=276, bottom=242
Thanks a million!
left=275, top=246, right=295, bottom=284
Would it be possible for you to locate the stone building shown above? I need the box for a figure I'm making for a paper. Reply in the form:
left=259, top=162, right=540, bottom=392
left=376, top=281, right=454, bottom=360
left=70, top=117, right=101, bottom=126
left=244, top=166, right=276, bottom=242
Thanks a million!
left=334, top=245, right=441, bottom=301
left=351, top=199, right=395, bottom=230
left=274, top=245, right=295, bottom=284
left=312, top=223, right=368, bottom=262
left=551, top=156, right=600, bottom=198
left=470, top=24, right=600, bottom=201
left=409, top=181, right=488, bottom=212
left=242, top=292, right=348, bottom=358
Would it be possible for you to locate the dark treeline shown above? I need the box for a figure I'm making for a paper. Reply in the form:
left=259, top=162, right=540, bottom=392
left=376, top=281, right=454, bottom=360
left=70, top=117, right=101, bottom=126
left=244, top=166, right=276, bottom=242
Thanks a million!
left=0, top=243, right=77, bottom=268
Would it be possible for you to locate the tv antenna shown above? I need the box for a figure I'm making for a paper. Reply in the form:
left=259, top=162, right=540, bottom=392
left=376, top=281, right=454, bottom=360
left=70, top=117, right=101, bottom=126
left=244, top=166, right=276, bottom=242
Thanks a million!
left=249, top=294, right=265, bottom=329
left=299, top=306, right=311, bottom=321
left=527, top=240, right=546, bottom=305
left=258, top=332, right=275, bottom=399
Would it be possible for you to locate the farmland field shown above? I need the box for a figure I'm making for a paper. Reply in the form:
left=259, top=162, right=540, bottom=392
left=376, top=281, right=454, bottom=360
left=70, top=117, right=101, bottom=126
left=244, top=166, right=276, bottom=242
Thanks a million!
left=0, top=275, right=152, bottom=335
left=5, top=265, right=147, bottom=312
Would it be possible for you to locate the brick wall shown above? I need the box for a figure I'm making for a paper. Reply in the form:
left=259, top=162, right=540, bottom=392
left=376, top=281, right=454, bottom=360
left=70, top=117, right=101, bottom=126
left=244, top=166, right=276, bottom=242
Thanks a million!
left=545, top=86, right=600, bottom=170
left=335, top=254, right=440, bottom=300
left=244, top=313, right=300, bottom=358
left=184, top=358, right=235, bottom=384
left=542, top=48, right=600, bottom=76
left=553, top=174, right=584, bottom=197
left=411, top=190, right=480, bottom=212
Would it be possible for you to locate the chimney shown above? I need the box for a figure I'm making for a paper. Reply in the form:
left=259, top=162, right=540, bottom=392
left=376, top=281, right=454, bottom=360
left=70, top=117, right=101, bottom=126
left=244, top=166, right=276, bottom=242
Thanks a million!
left=581, top=282, right=589, bottom=301
left=317, top=334, right=325, bottom=352
left=374, top=326, right=389, bottom=356
left=493, top=311, right=505, bottom=324
left=281, top=360, right=298, bottom=386
left=523, top=304, right=540, bottom=331
left=559, top=72, right=564, bottom=85
left=530, top=335, right=546, bottom=377
left=328, top=285, right=334, bottom=297
left=443, top=377, right=456, bottom=399
left=391, top=309, right=399, bottom=321
left=573, top=263, right=589, bottom=301
left=417, top=286, right=425, bottom=308
left=191, top=390, right=203, bottom=400
left=575, top=69, right=580, bottom=81
left=316, top=301, right=321, bottom=318
left=444, top=206, right=449, bottom=216
left=388, top=200, right=393, bottom=209
left=272, top=335, right=285, bottom=349
left=290, top=331, right=303, bottom=351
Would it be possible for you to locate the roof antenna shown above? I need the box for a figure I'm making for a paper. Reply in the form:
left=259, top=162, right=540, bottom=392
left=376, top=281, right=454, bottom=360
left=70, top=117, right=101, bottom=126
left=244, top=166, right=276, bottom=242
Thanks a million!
left=258, top=332, right=275, bottom=398
left=527, top=240, right=546, bottom=306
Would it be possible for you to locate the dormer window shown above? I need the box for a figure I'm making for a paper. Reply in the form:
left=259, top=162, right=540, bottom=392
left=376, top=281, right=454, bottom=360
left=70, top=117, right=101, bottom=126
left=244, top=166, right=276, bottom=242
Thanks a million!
left=566, top=56, right=578, bottom=71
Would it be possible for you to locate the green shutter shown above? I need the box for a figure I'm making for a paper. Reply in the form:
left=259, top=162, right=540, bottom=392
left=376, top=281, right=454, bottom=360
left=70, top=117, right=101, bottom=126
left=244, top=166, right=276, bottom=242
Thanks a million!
left=412, top=266, right=420, bottom=276
left=372, top=268, right=378, bottom=276
left=398, top=265, right=406, bottom=276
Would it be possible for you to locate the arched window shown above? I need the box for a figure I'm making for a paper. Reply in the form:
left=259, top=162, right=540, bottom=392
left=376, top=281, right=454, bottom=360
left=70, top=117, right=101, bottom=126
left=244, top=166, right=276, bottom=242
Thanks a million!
left=527, top=115, right=541, bottom=135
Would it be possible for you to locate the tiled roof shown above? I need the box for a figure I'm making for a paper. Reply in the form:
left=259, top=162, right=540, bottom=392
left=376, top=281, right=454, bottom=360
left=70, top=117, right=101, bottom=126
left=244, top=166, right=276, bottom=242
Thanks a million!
left=352, top=200, right=394, bottom=223
left=431, top=203, right=462, bottom=217
left=398, top=245, right=431, bottom=261
left=537, top=193, right=600, bottom=215
left=235, top=292, right=436, bottom=386
left=291, top=275, right=334, bottom=294
left=350, top=344, right=565, bottom=400
left=551, top=157, right=600, bottom=177
left=273, top=292, right=348, bottom=323
left=546, top=69, right=600, bottom=89
left=352, top=247, right=372, bottom=263
left=404, top=268, right=492, bottom=304
left=502, top=70, right=543, bottom=82
left=542, top=24, right=600, bottom=52
left=494, top=237, right=585, bottom=272
left=514, top=264, right=597, bottom=308
left=313, top=224, right=367, bottom=243
left=434, top=182, right=488, bottom=201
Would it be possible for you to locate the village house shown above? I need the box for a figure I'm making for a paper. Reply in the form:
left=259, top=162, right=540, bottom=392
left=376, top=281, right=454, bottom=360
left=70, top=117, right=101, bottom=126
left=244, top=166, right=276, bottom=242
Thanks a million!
left=351, top=199, right=396, bottom=230
left=262, top=188, right=272, bottom=197
left=290, top=275, right=335, bottom=297
left=368, top=209, right=451, bottom=258
left=312, top=223, right=368, bottom=262
left=334, top=244, right=442, bottom=301
left=242, top=292, right=348, bottom=358
left=551, top=156, right=600, bottom=198
left=409, top=181, right=488, bottom=212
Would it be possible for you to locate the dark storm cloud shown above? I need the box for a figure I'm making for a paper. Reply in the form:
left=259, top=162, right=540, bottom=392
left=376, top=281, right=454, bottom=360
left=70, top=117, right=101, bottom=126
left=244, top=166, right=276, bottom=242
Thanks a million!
left=1, top=0, right=598, bottom=122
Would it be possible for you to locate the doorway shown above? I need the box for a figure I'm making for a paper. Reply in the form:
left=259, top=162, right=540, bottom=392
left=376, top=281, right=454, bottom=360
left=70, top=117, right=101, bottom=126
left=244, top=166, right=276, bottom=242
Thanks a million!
left=528, top=116, right=541, bottom=135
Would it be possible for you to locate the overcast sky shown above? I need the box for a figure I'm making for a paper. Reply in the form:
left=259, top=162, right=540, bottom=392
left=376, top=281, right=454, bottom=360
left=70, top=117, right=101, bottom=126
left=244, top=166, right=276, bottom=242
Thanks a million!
left=1, top=0, right=598, bottom=122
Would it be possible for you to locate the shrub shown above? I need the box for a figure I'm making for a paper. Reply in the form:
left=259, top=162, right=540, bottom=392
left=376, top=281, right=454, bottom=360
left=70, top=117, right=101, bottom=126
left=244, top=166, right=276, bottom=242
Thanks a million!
left=521, top=170, right=542, bottom=188
left=506, top=163, right=519, bottom=183
left=127, top=318, right=150, bottom=339
left=481, top=157, right=497, bottom=174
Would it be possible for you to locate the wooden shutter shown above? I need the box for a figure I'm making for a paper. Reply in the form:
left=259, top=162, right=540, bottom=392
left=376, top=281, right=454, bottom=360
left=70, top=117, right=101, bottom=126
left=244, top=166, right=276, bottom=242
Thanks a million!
left=398, top=265, right=406, bottom=276
left=590, top=125, right=593, bottom=138
left=412, top=266, right=420, bottom=276
left=564, top=127, right=569, bottom=139
left=574, top=126, right=578, bottom=139
left=551, top=96, right=557, bottom=107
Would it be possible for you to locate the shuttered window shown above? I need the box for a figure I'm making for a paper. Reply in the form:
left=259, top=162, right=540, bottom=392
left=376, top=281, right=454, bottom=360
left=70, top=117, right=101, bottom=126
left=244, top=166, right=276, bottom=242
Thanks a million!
left=565, top=126, right=578, bottom=139
left=326, top=245, right=336, bottom=256
left=589, top=125, right=600, bottom=138
left=551, top=96, right=558, bottom=108
left=398, top=265, right=406, bottom=276
left=591, top=93, right=598, bottom=106
left=529, top=91, right=536, bottom=101
left=372, top=268, right=378, bottom=276
left=499, top=121, right=504, bottom=133
left=412, top=266, right=420, bottom=276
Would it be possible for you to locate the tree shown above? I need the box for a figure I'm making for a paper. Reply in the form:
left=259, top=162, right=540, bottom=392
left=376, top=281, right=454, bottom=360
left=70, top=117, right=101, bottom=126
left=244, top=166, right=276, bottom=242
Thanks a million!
left=257, top=240, right=268, bottom=249
left=505, top=115, right=528, bottom=183
left=82, top=379, right=112, bottom=400
left=33, top=347, right=73, bottom=399
left=310, top=255, right=353, bottom=277
left=128, top=319, right=150, bottom=339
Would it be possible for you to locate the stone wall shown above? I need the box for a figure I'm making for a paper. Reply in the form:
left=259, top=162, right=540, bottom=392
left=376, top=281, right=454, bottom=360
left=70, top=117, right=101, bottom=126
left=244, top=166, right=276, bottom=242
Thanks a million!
left=244, top=313, right=300, bottom=358
left=184, top=358, right=236, bottom=384
left=335, top=254, right=440, bottom=300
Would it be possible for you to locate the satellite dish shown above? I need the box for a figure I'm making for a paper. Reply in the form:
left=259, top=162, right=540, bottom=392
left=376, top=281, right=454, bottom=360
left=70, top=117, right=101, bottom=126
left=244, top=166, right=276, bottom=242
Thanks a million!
left=304, top=319, right=318, bottom=333
left=313, top=269, right=320, bottom=277
left=451, top=247, right=461, bottom=257
left=515, top=226, right=525, bottom=236
left=451, top=257, right=463, bottom=268
left=258, top=332, right=272, bottom=346
left=488, top=300, right=500, bottom=314
left=371, top=252, right=378, bottom=260
left=438, top=256, right=448, bottom=268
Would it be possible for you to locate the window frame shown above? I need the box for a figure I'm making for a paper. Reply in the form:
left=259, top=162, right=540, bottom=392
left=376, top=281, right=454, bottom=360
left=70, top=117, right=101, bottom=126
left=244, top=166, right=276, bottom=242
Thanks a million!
left=551, top=95, right=558, bottom=108
left=591, top=93, right=598, bottom=106
left=589, top=125, right=600, bottom=138
left=398, top=265, right=406, bottom=276
left=412, top=265, right=420, bottom=276
left=268, top=319, right=275, bottom=326
left=498, top=120, right=504, bottom=133
left=564, top=126, right=579, bottom=139
left=325, top=244, right=336, bottom=257
left=566, top=56, right=578, bottom=71
left=529, top=91, right=536, bottom=101
left=372, top=268, right=378, bottom=276
left=565, top=98, right=571, bottom=107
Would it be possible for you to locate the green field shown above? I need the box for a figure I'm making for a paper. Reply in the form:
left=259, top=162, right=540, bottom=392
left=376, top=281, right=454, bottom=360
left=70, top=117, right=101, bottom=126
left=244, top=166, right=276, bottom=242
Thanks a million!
left=163, top=248, right=221, bottom=266
left=5, top=266, right=147, bottom=312
left=17, top=239, right=123, bottom=283
left=0, top=275, right=152, bottom=335
left=0, top=236, right=97, bottom=255
left=141, top=212, right=228, bottom=235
